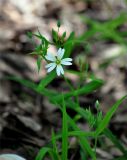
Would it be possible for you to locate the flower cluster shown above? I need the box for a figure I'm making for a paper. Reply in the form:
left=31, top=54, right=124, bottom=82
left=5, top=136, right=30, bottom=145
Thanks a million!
left=45, top=48, right=72, bottom=76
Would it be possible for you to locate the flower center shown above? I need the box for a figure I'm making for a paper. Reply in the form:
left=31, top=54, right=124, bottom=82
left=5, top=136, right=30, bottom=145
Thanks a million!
left=56, top=58, right=61, bottom=65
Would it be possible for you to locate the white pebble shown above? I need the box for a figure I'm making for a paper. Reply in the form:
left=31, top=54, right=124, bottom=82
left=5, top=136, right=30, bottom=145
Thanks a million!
left=0, top=154, right=26, bottom=160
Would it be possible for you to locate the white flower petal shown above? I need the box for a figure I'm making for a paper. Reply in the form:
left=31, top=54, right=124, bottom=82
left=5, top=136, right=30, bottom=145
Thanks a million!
left=44, top=48, right=73, bottom=76
left=57, top=48, right=65, bottom=59
left=56, top=65, right=64, bottom=76
left=61, top=58, right=72, bottom=65
left=45, top=53, right=56, bottom=61
left=61, top=61, right=72, bottom=65
left=62, top=58, right=72, bottom=62
left=59, top=65, right=64, bottom=75
left=47, top=63, right=56, bottom=72
left=61, top=60, right=72, bottom=66
left=0, top=154, right=26, bottom=160
left=45, top=63, right=55, bottom=68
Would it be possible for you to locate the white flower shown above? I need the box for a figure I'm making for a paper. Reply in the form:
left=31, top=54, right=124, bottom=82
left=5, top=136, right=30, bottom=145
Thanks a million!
left=45, top=48, right=72, bottom=76
left=0, top=154, right=26, bottom=160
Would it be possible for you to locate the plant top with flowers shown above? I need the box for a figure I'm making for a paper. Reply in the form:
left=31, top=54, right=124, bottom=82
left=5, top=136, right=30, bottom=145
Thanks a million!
left=28, top=21, right=74, bottom=76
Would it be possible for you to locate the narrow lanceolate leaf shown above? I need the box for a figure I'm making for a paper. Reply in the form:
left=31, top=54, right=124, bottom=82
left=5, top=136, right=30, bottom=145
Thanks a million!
left=64, top=31, right=75, bottom=58
left=62, top=97, right=68, bottom=160
left=68, top=131, right=95, bottom=137
left=95, top=95, right=127, bottom=136
left=35, top=147, right=58, bottom=160
left=104, top=128, right=127, bottom=154
left=6, top=76, right=37, bottom=90
left=67, top=115, right=96, bottom=160
left=37, top=71, right=56, bottom=91
left=52, top=79, right=104, bottom=103
left=62, top=31, right=66, bottom=39
left=7, top=76, right=58, bottom=98
left=37, top=56, right=42, bottom=73
left=35, top=147, right=51, bottom=160
left=50, top=131, right=95, bottom=142
left=52, top=29, right=58, bottom=42
left=51, top=130, right=60, bottom=160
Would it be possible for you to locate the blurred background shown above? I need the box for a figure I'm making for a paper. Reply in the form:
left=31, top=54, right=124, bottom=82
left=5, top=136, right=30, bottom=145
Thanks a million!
left=0, top=0, right=127, bottom=159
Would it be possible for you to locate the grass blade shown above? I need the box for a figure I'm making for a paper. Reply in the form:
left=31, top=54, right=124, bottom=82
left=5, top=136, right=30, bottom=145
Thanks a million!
left=68, top=131, right=95, bottom=137
left=35, top=147, right=57, bottom=160
left=52, top=79, right=104, bottom=103
left=37, top=71, right=56, bottom=91
left=95, top=95, right=126, bottom=136
left=104, top=128, right=127, bottom=154
left=7, top=76, right=58, bottom=97
left=67, top=115, right=96, bottom=160
left=51, top=130, right=61, bottom=160
left=61, top=96, right=68, bottom=160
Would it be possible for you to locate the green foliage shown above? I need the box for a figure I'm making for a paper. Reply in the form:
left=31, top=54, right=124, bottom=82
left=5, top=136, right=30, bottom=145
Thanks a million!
left=64, top=32, right=75, bottom=58
left=104, top=129, right=127, bottom=154
left=37, top=56, right=43, bottom=72
left=61, top=97, right=68, bottom=160
left=80, top=13, right=127, bottom=44
left=37, top=71, right=56, bottom=91
left=8, top=19, right=127, bottom=160
left=84, top=108, right=96, bottom=128
left=52, top=29, right=58, bottom=44
left=95, top=95, right=126, bottom=136
left=35, top=147, right=58, bottom=160
left=67, top=115, right=96, bottom=160
left=51, top=130, right=60, bottom=160
left=51, top=79, right=104, bottom=103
